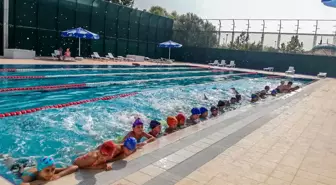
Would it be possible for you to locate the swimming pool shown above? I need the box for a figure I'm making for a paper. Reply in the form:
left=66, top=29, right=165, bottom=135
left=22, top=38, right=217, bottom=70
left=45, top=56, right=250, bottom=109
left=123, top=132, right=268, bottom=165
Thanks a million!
left=0, top=64, right=314, bottom=184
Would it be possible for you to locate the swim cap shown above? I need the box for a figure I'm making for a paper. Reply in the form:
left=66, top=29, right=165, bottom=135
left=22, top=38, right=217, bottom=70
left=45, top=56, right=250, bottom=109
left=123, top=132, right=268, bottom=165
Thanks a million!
left=176, top=113, right=186, bottom=123
left=167, top=116, right=178, bottom=127
left=271, top=90, right=277, bottom=95
left=100, top=141, right=115, bottom=156
left=251, top=94, right=258, bottom=99
left=200, top=107, right=208, bottom=114
left=124, top=137, right=137, bottom=151
left=149, top=120, right=161, bottom=129
left=132, top=118, right=143, bottom=128
left=217, top=100, right=225, bottom=107
left=191, top=108, right=201, bottom=115
left=210, top=106, right=218, bottom=112
left=37, top=156, right=55, bottom=171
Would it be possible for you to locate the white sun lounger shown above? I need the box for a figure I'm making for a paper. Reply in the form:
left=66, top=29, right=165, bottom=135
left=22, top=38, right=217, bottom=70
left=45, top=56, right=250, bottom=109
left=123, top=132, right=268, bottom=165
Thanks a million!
left=285, top=66, right=295, bottom=75
left=226, top=60, right=236, bottom=68
left=317, top=72, right=327, bottom=78
left=263, top=67, right=274, bottom=72
left=106, top=53, right=116, bottom=60
left=218, top=60, right=227, bottom=67
left=91, top=52, right=107, bottom=60
left=208, top=60, right=219, bottom=66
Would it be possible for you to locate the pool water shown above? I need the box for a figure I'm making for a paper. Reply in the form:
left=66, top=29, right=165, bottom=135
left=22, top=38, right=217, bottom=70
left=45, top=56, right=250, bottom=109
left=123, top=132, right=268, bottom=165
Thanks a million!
left=0, top=65, right=313, bottom=184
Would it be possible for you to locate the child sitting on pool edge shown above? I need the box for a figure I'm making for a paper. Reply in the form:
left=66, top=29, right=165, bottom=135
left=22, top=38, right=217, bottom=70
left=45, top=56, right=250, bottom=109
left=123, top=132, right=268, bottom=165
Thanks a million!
left=122, top=118, right=155, bottom=147
left=20, top=156, right=78, bottom=185
left=164, top=116, right=178, bottom=135
left=148, top=120, right=162, bottom=138
left=74, top=138, right=137, bottom=170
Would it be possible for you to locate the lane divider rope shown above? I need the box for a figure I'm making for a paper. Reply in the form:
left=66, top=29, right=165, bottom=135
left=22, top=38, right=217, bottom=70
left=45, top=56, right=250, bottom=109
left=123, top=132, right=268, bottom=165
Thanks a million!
left=0, top=92, right=138, bottom=118
left=0, top=70, right=217, bottom=80
left=0, top=67, right=193, bottom=73
left=0, top=73, right=257, bottom=93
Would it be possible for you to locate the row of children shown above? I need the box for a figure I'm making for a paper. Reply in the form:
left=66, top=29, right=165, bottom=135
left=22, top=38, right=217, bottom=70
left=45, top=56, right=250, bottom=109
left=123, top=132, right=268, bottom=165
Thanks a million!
left=18, top=81, right=298, bottom=185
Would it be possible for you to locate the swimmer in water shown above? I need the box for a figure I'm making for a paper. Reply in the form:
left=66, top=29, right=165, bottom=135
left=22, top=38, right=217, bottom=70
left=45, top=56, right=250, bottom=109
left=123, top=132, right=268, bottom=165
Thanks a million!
left=148, top=120, right=162, bottom=138
left=164, top=116, right=178, bottom=135
left=176, top=113, right=186, bottom=129
left=199, top=107, right=208, bottom=121
left=251, top=94, right=259, bottom=103
left=276, top=81, right=286, bottom=93
left=186, top=108, right=201, bottom=125
left=20, top=156, right=78, bottom=185
left=122, top=118, right=155, bottom=147
left=209, top=106, right=219, bottom=118
left=230, top=97, right=237, bottom=104
left=217, top=100, right=225, bottom=113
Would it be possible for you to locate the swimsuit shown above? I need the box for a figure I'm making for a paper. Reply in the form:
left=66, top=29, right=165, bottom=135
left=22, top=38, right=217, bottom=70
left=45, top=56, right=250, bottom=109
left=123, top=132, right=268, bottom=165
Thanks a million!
left=22, top=168, right=37, bottom=179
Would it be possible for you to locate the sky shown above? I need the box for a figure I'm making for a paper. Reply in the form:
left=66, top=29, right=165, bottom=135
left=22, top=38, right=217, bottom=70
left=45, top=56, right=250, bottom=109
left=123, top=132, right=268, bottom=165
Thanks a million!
left=134, top=0, right=336, bottom=49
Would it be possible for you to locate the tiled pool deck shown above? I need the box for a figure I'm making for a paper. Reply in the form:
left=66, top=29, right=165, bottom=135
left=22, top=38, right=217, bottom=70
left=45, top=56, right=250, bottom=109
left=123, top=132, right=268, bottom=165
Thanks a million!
left=0, top=59, right=333, bottom=185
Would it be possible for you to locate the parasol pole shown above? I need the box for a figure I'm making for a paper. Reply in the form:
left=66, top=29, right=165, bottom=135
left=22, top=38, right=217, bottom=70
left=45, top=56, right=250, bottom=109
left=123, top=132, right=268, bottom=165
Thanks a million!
left=78, top=38, right=81, bottom=56
left=169, top=47, right=171, bottom=59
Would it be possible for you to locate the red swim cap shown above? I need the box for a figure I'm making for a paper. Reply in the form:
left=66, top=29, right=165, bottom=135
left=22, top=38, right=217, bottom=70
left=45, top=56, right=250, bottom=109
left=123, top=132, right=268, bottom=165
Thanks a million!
left=100, top=141, right=115, bottom=156
left=167, top=116, right=178, bottom=127
left=176, top=113, right=186, bottom=125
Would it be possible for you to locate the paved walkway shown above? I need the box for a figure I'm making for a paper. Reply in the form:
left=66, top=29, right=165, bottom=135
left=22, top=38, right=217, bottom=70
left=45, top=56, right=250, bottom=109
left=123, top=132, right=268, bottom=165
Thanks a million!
left=172, top=79, right=336, bottom=185
left=107, top=79, right=336, bottom=185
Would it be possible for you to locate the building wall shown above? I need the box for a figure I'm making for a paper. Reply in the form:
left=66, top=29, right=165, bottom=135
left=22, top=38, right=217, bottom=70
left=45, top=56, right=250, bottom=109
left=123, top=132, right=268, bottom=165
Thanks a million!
left=6, top=0, right=173, bottom=57
left=172, top=47, right=336, bottom=77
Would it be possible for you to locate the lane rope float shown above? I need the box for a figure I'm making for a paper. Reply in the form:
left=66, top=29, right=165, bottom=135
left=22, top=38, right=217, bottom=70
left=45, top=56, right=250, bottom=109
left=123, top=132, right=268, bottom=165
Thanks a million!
left=0, top=92, right=138, bottom=118
left=0, top=73, right=256, bottom=93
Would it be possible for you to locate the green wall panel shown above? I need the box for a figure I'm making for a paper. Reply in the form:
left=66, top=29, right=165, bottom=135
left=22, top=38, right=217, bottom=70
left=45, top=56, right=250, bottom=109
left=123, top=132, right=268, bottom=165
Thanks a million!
left=7, top=0, right=173, bottom=57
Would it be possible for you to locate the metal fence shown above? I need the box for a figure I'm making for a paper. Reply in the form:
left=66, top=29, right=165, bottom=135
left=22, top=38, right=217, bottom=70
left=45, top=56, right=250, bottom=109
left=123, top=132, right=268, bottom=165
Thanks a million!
left=3, top=0, right=173, bottom=57
left=173, top=19, right=336, bottom=56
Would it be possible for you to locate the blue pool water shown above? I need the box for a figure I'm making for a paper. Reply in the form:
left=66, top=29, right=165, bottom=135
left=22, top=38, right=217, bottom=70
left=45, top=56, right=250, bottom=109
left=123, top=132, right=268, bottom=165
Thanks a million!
left=0, top=65, right=313, bottom=184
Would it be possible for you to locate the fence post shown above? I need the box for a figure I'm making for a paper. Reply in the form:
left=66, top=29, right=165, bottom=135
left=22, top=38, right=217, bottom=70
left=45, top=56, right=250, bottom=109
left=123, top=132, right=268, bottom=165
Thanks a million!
left=136, top=11, right=143, bottom=55
left=3, top=0, right=9, bottom=53
left=146, top=14, right=152, bottom=58
left=115, top=6, right=121, bottom=56
left=277, top=20, right=282, bottom=49
left=154, top=17, right=160, bottom=58
left=35, top=0, right=39, bottom=55
left=126, top=9, right=132, bottom=55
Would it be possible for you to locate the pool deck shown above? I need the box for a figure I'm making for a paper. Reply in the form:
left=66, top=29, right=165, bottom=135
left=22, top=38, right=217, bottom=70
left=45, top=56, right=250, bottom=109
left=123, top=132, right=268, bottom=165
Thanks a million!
left=0, top=59, right=334, bottom=185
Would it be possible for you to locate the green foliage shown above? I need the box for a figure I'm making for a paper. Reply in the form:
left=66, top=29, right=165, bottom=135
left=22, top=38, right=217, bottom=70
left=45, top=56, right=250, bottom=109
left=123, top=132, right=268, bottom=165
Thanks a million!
left=108, top=0, right=134, bottom=7
left=229, top=32, right=263, bottom=51
left=279, top=35, right=304, bottom=53
left=173, top=13, right=217, bottom=48
left=264, top=46, right=278, bottom=52
left=149, top=6, right=170, bottom=17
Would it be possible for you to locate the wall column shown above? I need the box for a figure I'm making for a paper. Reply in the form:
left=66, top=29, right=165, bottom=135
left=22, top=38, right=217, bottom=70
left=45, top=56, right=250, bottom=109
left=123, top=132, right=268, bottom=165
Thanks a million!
left=3, top=0, right=9, bottom=53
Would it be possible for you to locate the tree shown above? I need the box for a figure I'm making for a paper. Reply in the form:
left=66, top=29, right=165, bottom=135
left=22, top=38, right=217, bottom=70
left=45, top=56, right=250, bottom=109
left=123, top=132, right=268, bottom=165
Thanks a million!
left=107, top=0, right=134, bottom=7
left=149, top=6, right=170, bottom=17
left=229, top=32, right=262, bottom=51
left=279, top=35, right=304, bottom=53
left=173, top=13, right=217, bottom=48
left=264, top=46, right=278, bottom=52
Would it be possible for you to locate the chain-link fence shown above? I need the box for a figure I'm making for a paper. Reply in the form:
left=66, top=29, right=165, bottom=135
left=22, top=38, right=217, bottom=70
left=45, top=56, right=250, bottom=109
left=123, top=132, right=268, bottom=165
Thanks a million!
left=3, top=0, right=173, bottom=57
left=173, top=19, right=336, bottom=56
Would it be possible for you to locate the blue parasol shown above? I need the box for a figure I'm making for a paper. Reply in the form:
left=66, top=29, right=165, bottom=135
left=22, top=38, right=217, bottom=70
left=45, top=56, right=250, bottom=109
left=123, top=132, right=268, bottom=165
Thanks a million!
left=61, top=27, right=100, bottom=56
left=322, top=0, right=336, bottom=8
left=158, top=40, right=182, bottom=59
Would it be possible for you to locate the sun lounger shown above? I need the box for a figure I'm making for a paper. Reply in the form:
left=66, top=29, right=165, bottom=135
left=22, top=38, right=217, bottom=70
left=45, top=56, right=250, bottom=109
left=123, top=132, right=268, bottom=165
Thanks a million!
left=285, top=66, right=295, bottom=75
left=263, top=67, right=274, bottom=72
left=208, top=60, right=219, bottom=66
left=317, top=72, right=327, bottom=78
left=106, top=53, right=116, bottom=60
left=218, top=60, right=227, bottom=67
left=226, top=60, right=236, bottom=68
left=91, top=52, right=107, bottom=60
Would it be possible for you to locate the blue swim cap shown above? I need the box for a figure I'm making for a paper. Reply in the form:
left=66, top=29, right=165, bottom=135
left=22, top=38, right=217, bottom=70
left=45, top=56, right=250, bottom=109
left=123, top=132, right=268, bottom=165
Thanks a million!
left=251, top=94, right=258, bottom=99
left=191, top=108, right=201, bottom=115
left=37, top=156, right=55, bottom=171
left=149, top=120, right=161, bottom=129
left=271, top=90, right=277, bottom=95
left=200, top=107, right=208, bottom=114
left=132, top=118, right=143, bottom=128
left=124, top=137, right=137, bottom=151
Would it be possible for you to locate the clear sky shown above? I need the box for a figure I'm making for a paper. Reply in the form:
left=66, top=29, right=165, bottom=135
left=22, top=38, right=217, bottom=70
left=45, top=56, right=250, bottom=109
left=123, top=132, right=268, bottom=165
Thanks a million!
left=134, top=0, right=336, bottom=49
